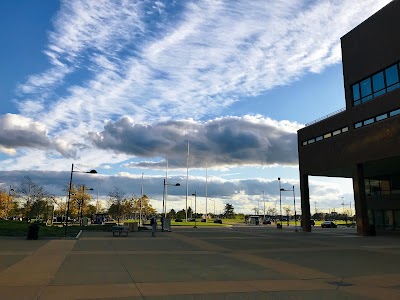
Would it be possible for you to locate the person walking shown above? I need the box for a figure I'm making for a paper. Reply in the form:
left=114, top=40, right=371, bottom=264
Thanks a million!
left=151, top=215, right=157, bottom=237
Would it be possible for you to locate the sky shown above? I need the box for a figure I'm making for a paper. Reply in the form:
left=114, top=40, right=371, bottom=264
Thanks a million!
left=0, top=0, right=393, bottom=215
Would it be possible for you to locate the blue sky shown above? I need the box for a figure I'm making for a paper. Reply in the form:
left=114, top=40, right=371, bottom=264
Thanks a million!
left=0, top=0, right=392, bottom=214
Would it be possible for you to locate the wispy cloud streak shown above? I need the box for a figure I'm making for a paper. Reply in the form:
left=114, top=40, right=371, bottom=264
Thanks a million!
left=12, top=0, right=392, bottom=163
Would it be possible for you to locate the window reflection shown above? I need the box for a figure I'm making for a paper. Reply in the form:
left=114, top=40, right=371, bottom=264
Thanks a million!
left=385, top=64, right=399, bottom=86
left=352, top=63, right=400, bottom=105
left=372, top=72, right=385, bottom=92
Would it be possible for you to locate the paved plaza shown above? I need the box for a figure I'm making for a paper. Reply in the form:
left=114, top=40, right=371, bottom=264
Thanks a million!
left=0, top=225, right=400, bottom=299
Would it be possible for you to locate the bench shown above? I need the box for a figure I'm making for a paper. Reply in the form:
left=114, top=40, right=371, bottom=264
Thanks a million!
left=112, top=225, right=129, bottom=237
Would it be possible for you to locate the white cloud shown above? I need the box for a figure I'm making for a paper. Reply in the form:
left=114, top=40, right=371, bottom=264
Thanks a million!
left=0, top=114, right=51, bottom=151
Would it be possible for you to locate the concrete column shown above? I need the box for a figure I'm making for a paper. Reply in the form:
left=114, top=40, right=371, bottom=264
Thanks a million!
left=300, top=172, right=311, bottom=232
left=352, top=163, right=371, bottom=236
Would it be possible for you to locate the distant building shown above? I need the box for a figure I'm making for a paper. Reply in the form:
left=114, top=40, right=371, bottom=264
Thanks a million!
left=298, top=0, right=400, bottom=235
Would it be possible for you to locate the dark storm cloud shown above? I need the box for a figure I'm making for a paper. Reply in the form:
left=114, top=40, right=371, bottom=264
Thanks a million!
left=89, top=115, right=301, bottom=168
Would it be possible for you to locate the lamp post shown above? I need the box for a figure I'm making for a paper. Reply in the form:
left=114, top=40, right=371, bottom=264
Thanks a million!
left=280, top=185, right=297, bottom=232
left=65, top=164, right=97, bottom=236
left=278, top=178, right=282, bottom=227
left=192, top=191, right=197, bottom=228
left=293, top=186, right=297, bottom=232
left=262, top=191, right=265, bottom=221
left=79, top=185, right=94, bottom=227
left=162, top=179, right=180, bottom=231
left=209, top=199, right=216, bottom=217
left=140, top=173, right=144, bottom=226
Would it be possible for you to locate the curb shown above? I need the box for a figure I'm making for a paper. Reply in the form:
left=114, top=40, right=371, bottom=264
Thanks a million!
left=75, top=230, right=82, bottom=239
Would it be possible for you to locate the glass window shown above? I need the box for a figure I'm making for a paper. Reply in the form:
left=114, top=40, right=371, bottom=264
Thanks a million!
left=394, top=210, right=400, bottom=230
left=363, top=118, right=375, bottom=125
left=342, top=127, right=348, bottom=132
left=372, top=71, right=385, bottom=92
left=390, top=109, right=400, bottom=117
left=365, top=179, right=371, bottom=195
left=354, top=100, right=361, bottom=106
left=361, top=95, right=373, bottom=102
left=387, top=83, right=400, bottom=92
left=316, top=136, right=323, bottom=141
left=385, top=210, right=394, bottom=230
left=370, top=179, right=381, bottom=195
left=360, top=78, right=372, bottom=97
left=376, top=113, right=388, bottom=121
left=373, top=210, right=384, bottom=230
left=333, top=129, right=341, bottom=136
left=324, top=133, right=332, bottom=139
left=308, top=138, right=315, bottom=144
left=302, top=141, right=307, bottom=146
left=352, top=83, right=360, bottom=101
left=374, top=89, right=386, bottom=97
left=385, top=64, right=399, bottom=86
left=354, top=122, right=362, bottom=128
left=381, top=180, right=391, bottom=194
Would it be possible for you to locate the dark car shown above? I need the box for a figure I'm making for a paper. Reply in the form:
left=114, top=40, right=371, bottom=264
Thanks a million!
left=263, top=219, right=271, bottom=225
left=321, top=221, right=337, bottom=228
left=214, top=219, right=222, bottom=224
left=301, top=219, right=315, bottom=226
left=201, top=219, right=206, bottom=222
left=175, top=218, right=183, bottom=222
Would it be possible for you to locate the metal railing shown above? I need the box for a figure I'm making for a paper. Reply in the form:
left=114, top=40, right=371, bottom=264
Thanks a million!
left=305, top=107, right=346, bottom=127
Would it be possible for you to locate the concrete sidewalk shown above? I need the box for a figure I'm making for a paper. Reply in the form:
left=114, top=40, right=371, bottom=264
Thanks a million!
left=0, top=226, right=399, bottom=299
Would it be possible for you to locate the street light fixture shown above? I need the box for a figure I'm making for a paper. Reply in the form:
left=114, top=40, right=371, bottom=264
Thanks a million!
left=162, top=178, right=180, bottom=231
left=280, top=185, right=297, bottom=232
left=278, top=178, right=282, bottom=228
left=65, top=164, right=97, bottom=236
left=192, top=191, right=197, bottom=228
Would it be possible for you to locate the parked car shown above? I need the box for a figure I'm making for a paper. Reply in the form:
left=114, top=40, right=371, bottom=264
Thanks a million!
left=214, top=219, right=222, bottom=224
left=321, top=221, right=337, bottom=228
left=301, top=219, right=316, bottom=226
left=201, top=219, right=206, bottom=222
left=188, top=218, right=196, bottom=222
left=175, top=218, right=183, bottom=222
left=263, top=219, right=271, bottom=225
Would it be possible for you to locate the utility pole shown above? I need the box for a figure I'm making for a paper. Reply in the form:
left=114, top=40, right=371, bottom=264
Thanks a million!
left=341, top=198, right=347, bottom=224
left=263, top=191, right=265, bottom=220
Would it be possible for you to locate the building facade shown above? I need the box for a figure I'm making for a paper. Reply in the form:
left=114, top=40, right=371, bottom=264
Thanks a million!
left=298, top=0, right=400, bottom=235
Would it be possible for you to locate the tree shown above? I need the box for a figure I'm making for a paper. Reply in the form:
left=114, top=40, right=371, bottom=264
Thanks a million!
left=267, top=207, right=277, bottom=217
left=167, top=208, right=176, bottom=219
left=85, top=204, right=97, bottom=218
left=0, top=187, right=15, bottom=219
left=284, top=205, right=291, bottom=225
left=187, top=206, right=193, bottom=218
left=70, top=185, right=94, bottom=223
left=0, top=190, right=9, bottom=219
left=224, top=203, right=235, bottom=218
left=176, top=209, right=186, bottom=219
left=16, top=176, right=49, bottom=222
left=132, top=195, right=156, bottom=218
left=108, top=186, right=126, bottom=224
